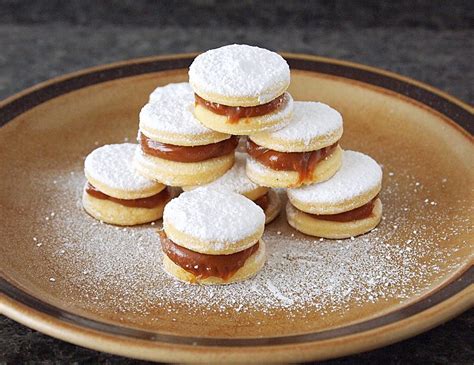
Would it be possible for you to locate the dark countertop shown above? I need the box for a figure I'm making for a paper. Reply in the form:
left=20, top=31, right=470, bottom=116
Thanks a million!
left=1, top=25, right=473, bottom=104
left=0, top=1, right=473, bottom=363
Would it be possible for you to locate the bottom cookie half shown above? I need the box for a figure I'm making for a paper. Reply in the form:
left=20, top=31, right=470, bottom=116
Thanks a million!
left=82, top=190, right=169, bottom=226
left=162, top=239, right=266, bottom=285
left=286, top=199, right=382, bottom=239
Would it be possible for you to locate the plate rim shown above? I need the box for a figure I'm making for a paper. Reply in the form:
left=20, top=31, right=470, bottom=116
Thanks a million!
left=0, top=53, right=473, bottom=362
left=2, top=277, right=472, bottom=363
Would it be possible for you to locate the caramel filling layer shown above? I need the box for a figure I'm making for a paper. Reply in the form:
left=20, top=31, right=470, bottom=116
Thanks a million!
left=247, top=139, right=339, bottom=184
left=160, top=231, right=259, bottom=281
left=139, top=133, right=239, bottom=163
left=195, top=93, right=288, bottom=123
left=309, top=197, right=378, bottom=222
left=86, top=183, right=170, bottom=209
left=254, top=192, right=270, bottom=211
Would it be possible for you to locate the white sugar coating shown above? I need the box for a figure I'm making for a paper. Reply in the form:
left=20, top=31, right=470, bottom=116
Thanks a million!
left=189, top=44, right=290, bottom=104
left=164, top=189, right=265, bottom=247
left=258, top=101, right=343, bottom=144
left=84, top=143, right=158, bottom=192
left=196, top=152, right=260, bottom=195
left=288, top=150, right=382, bottom=204
left=140, top=82, right=215, bottom=137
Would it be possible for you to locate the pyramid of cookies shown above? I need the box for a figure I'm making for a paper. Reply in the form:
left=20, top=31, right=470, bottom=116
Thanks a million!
left=82, top=44, right=383, bottom=285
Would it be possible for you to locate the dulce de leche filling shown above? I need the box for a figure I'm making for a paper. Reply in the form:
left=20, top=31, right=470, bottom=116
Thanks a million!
left=160, top=231, right=259, bottom=281
left=195, top=93, right=288, bottom=124
left=139, top=133, right=239, bottom=163
left=309, top=196, right=379, bottom=222
left=254, top=192, right=270, bottom=211
left=85, top=182, right=170, bottom=209
left=247, top=139, right=339, bottom=184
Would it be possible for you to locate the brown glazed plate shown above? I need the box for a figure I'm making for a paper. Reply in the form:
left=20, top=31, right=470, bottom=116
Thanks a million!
left=0, top=53, right=473, bottom=363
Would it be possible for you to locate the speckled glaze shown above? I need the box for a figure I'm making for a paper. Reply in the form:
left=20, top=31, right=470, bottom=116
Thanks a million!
left=0, top=54, right=473, bottom=363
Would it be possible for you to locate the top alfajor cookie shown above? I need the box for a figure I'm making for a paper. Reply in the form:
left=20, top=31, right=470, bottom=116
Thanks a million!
left=189, top=44, right=290, bottom=107
left=287, top=150, right=383, bottom=215
left=163, top=188, right=265, bottom=255
left=250, top=101, right=343, bottom=152
left=84, top=143, right=165, bottom=200
left=140, top=82, right=230, bottom=146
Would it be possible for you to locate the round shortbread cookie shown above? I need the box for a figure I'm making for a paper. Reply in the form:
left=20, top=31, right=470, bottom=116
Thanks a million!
left=182, top=152, right=268, bottom=201
left=133, top=147, right=234, bottom=187
left=189, top=44, right=290, bottom=107
left=250, top=101, right=343, bottom=152
left=141, top=82, right=230, bottom=146
left=287, top=150, right=383, bottom=214
left=163, top=189, right=265, bottom=255
left=162, top=239, right=266, bottom=285
left=84, top=143, right=165, bottom=199
left=82, top=188, right=170, bottom=226
left=286, top=199, right=383, bottom=239
left=193, top=92, right=293, bottom=135
left=262, top=189, right=282, bottom=224
left=246, top=145, right=343, bottom=188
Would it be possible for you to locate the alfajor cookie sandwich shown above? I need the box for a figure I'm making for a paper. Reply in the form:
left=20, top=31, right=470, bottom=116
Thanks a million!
left=183, top=152, right=281, bottom=224
left=286, top=150, right=383, bottom=239
left=133, top=83, right=238, bottom=186
left=83, top=143, right=172, bottom=226
left=189, top=44, right=294, bottom=135
left=246, top=101, right=343, bottom=188
left=161, top=189, right=266, bottom=285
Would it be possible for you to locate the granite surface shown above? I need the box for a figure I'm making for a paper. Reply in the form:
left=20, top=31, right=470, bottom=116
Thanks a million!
left=0, top=1, right=473, bottom=363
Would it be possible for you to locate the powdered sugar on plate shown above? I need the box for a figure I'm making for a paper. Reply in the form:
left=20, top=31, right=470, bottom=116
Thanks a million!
left=44, top=172, right=470, bottom=323
left=288, top=150, right=382, bottom=204
left=19, top=163, right=469, bottom=335
left=163, top=189, right=265, bottom=248
left=84, top=143, right=159, bottom=192
left=192, top=152, right=261, bottom=195
left=189, top=44, right=290, bottom=104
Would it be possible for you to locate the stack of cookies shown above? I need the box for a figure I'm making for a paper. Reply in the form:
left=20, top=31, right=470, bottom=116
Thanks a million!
left=81, top=44, right=384, bottom=285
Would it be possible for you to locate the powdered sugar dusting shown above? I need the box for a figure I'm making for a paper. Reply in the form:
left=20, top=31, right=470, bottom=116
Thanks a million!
left=20, top=167, right=470, bottom=335
left=84, top=143, right=158, bottom=192
left=194, top=152, right=261, bottom=194
left=47, top=176, right=470, bottom=320
left=163, top=189, right=265, bottom=248
left=288, top=150, right=382, bottom=205
left=253, top=101, right=343, bottom=147
left=141, top=83, right=218, bottom=138
left=189, top=44, right=290, bottom=104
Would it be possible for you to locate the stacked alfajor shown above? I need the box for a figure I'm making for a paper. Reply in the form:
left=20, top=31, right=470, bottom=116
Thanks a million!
left=286, top=150, right=383, bottom=238
left=83, top=143, right=172, bottom=226
left=133, top=83, right=238, bottom=186
left=189, top=44, right=294, bottom=135
left=183, top=152, right=281, bottom=224
left=247, top=101, right=344, bottom=188
left=161, top=189, right=266, bottom=284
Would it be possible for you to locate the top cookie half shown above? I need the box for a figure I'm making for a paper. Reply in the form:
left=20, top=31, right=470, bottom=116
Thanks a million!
left=189, top=44, right=290, bottom=107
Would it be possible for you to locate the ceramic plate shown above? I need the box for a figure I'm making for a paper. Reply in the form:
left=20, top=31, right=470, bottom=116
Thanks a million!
left=0, top=54, right=472, bottom=363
